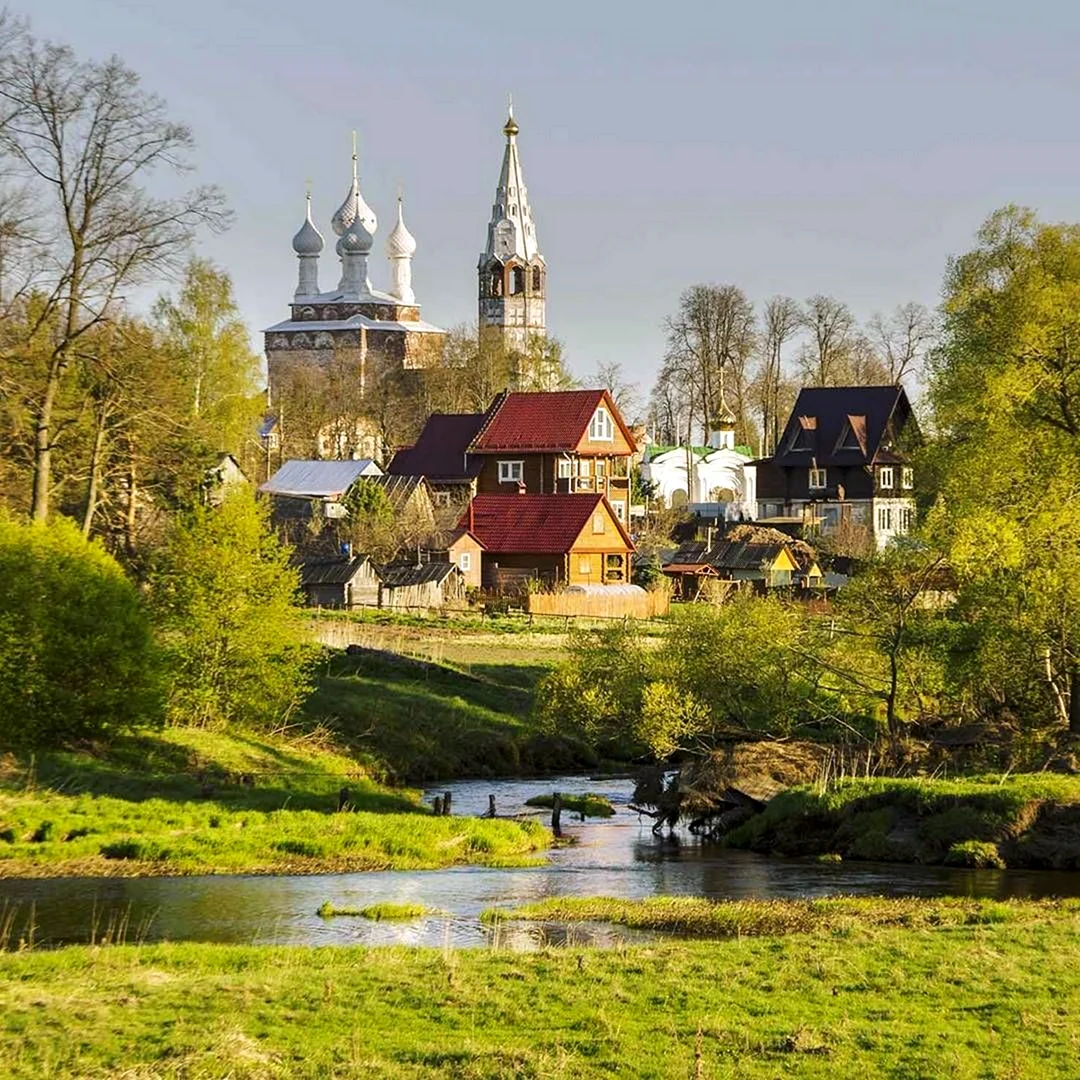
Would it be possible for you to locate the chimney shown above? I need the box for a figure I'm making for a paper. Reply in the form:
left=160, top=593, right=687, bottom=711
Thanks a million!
left=706, top=526, right=713, bottom=554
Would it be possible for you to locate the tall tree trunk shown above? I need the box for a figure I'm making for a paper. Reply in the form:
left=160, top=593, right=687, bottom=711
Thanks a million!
left=125, top=459, right=138, bottom=554
left=30, top=357, right=66, bottom=521
left=81, top=411, right=107, bottom=537
left=1069, top=664, right=1080, bottom=736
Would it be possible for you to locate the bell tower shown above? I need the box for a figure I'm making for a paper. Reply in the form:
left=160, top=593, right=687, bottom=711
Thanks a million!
left=478, top=102, right=546, bottom=352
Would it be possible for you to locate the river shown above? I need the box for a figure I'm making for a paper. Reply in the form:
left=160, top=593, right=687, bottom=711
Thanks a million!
left=3, top=775, right=1078, bottom=949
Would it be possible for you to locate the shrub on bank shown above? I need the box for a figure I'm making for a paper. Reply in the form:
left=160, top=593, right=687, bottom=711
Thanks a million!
left=0, top=515, right=162, bottom=750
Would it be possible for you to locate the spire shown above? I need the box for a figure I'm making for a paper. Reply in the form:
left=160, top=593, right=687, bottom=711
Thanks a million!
left=482, top=100, right=539, bottom=264
left=708, top=369, right=738, bottom=451
left=331, top=132, right=377, bottom=298
left=292, top=189, right=323, bottom=300
left=331, top=131, right=377, bottom=238
left=386, top=194, right=417, bottom=304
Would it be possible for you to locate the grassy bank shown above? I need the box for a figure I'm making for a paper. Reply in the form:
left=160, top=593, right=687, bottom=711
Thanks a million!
left=306, top=647, right=604, bottom=782
left=2, top=898, right=1078, bottom=1077
left=725, top=773, right=1080, bottom=869
left=0, top=727, right=547, bottom=877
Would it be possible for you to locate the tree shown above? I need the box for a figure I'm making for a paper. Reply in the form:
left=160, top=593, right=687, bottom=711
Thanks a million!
left=663, top=284, right=757, bottom=445
left=927, top=205, right=1080, bottom=733
left=150, top=488, right=313, bottom=729
left=869, top=302, right=936, bottom=386
left=0, top=513, right=162, bottom=749
left=0, top=21, right=227, bottom=520
left=754, top=295, right=801, bottom=455
left=798, top=295, right=857, bottom=386
left=591, top=361, right=640, bottom=424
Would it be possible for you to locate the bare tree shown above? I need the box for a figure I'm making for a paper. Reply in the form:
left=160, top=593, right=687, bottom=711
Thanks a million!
left=798, top=295, right=857, bottom=387
left=754, top=295, right=801, bottom=455
left=663, top=284, right=757, bottom=444
left=0, top=26, right=227, bottom=519
left=591, top=360, right=640, bottom=423
left=868, top=301, right=936, bottom=385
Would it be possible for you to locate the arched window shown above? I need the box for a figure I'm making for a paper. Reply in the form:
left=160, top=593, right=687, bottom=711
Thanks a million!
left=532, top=267, right=542, bottom=292
left=511, top=267, right=525, bottom=295
left=491, top=269, right=503, bottom=297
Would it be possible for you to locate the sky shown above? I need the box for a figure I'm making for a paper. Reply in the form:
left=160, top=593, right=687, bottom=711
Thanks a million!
left=24, top=0, right=1080, bottom=393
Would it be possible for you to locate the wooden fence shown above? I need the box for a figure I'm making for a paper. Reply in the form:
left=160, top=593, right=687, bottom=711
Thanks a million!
left=526, top=589, right=670, bottom=620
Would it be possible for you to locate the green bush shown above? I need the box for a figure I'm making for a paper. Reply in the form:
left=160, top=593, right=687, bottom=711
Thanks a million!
left=0, top=514, right=162, bottom=750
left=150, top=488, right=314, bottom=729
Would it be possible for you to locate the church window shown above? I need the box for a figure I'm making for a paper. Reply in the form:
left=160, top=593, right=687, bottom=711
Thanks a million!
left=511, top=267, right=525, bottom=294
left=532, top=267, right=542, bottom=291
left=498, top=460, right=523, bottom=483
left=491, top=270, right=503, bottom=297
left=808, top=468, right=827, bottom=490
left=589, top=407, right=614, bottom=441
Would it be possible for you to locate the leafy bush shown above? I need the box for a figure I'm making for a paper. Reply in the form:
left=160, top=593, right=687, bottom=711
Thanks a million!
left=150, top=489, right=314, bottom=729
left=0, top=514, right=162, bottom=750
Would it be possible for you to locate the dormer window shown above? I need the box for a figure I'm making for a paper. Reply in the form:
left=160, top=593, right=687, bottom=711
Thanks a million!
left=838, top=416, right=865, bottom=451
left=809, top=468, right=827, bottom=490
left=790, top=417, right=816, bottom=451
left=589, top=407, right=614, bottom=441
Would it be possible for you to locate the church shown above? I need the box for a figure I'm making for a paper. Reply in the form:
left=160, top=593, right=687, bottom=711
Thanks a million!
left=263, top=106, right=548, bottom=456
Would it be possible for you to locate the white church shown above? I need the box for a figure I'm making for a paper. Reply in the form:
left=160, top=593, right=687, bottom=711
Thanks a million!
left=640, top=393, right=757, bottom=520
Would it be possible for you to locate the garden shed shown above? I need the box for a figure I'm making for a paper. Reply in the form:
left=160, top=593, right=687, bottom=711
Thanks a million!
left=377, top=561, right=464, bottom=610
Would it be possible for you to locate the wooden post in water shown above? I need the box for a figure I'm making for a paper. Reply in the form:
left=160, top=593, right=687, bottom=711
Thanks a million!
left=443, top=791, right=452, bottom=816
left=432, top=796, right=443, bottom=816
left=551, top=792, right=563, bottom=838
left=487, top=794, right=497, bottom=818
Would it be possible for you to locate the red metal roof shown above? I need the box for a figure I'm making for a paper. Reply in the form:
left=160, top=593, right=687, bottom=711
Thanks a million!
left=460, top=494, right=634, bottom=554
left=471, top=390, right=627, bottom=453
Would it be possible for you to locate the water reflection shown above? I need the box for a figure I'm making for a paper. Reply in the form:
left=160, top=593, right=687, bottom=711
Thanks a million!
left=3, top=774, right=1078, bottom=949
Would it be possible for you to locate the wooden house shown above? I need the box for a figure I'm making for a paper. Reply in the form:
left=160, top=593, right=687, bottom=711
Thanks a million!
left=463, top=493, right=635, bottom=591
left=423, top=527, right=485, bottom=590
left=296, top=555, right=379, bottom=609
left=377, top=562, right=465, bottom=609
left=386, top=389, right=637, bottom=524
left=752, top=386, right=919, bottom=550
left=663, top=538, right=818, bottom=600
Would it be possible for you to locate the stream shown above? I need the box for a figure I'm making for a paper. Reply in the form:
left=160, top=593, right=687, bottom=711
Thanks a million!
left=3, top=775, right=1079, bottom=949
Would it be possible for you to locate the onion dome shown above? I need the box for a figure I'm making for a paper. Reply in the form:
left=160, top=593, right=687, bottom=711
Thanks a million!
left=712, top=389, right=737, bottom=427
left=386, top=197, right=417, bottom=259
left=330, top=134, right=377, bottom=238
left=292, top=193, right=324, bottom=255
left=335, top=211, right=374, bottom=257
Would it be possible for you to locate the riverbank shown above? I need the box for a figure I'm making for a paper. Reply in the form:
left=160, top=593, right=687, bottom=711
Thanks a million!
left=0, top=726, right=548, bottom=878
left=2, top=897, right=1077, bottom=1077
left=725, top=773, right=1080, bottom=869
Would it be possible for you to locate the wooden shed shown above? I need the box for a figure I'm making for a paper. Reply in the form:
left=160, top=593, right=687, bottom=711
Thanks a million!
left=296, top=555, right=379, bottom=609
left=377, top=561, right=465, bottom=610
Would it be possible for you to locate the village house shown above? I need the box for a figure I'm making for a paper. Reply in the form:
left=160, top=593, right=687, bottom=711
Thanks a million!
left=751, top=385, right=919, bottom=550
left=295, top=554, right=380, bottom=609
left=378, top=561, right=466, bottom=610
left=422, top=526, right=485, bottom=589
left=259, top=458, right=382, bottom=519
left=463, top=492, right=635, bottom=591
left=387, top=388, right=637, bottom=524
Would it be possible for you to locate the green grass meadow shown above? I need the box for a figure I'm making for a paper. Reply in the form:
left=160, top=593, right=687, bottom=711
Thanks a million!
left=2, top=898, right=1078, bottom=1077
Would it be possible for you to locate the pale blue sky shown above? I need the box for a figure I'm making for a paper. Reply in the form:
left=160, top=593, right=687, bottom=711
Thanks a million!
left=25, top=0, right=1080, bottom=389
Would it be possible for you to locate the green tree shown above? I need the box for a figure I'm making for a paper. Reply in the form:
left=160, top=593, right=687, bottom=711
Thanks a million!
left=0, top=514, right=162, bottom=749
left=927, top=206, right=1080, bottom=733
left=150, top=488, right=313, bottom=729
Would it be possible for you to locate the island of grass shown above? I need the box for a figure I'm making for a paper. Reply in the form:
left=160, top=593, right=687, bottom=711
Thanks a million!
left=724, top=772, right=1080, bottom=869
left=524, top=793, right=616, bottom=818
left=0, top=726, right=547, bottom=878
left=2, top=897, right=1078, bottom=1077
left=317, top=901, right=434, bottom=920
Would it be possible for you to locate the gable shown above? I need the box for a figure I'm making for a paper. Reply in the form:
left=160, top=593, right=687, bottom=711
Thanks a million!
left=472, top=389, right=637, bottom=454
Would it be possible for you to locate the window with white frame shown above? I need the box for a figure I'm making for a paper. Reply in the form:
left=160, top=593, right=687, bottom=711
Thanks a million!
left=433, top=491, right=451, bottom=508
left=459, top=552, right=471, bottom=572
left=901, top=466, right=914, bottom=489
left=595, top=459, right=605, bottom=477
left=808, top=467, right=827, bottom=490
left=899, top=506, right=913, bottom=534
left=612, top=499, right=626, bottom=522
left=877, top=506, right=893, bottom=532
left=578, top=556, right=593, bottom=575
left=497, top=460, right=523, bottom=483
left=878, top=466, right=895, bottom=489
left=558, top=458, right=573, bottom=478
left=589, top=407, right=614, bottom=441
left=578, top=458, right=592, bottom=477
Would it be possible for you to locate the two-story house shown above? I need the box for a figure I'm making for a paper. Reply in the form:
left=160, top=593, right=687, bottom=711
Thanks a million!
left=387, top=389, right=637, bottom=523
left=752, top=385, right=919, bottom=550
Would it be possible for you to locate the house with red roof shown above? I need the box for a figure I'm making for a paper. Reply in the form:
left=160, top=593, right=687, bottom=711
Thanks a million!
left=461, top=493, right=635, bottom=590
left=387, top=388, right=637, bottom=524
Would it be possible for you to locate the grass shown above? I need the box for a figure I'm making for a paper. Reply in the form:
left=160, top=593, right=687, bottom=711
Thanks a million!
left=524, top=793, right=616, bottom=818
left=306, top=648, right=604, bottom=783
left=0, top=726, right=548, bottom=877
left=725, top=772, right=1080, bottom=869
left=2, top=899, right=1079, bottom=1077
left=480, top=895, right=1067, bottom=935
left=317, top=901, right=434, bottom=920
